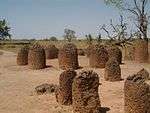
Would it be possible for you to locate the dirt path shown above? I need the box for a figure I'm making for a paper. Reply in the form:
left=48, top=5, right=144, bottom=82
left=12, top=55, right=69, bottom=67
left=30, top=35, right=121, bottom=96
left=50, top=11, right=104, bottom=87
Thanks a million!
left=0, top=50, right=149, bottom=113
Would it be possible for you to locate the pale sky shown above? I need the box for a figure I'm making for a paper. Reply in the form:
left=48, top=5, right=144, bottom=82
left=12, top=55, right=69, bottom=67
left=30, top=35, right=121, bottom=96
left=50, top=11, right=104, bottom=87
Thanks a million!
left=0, top=0, right=149, bottom=39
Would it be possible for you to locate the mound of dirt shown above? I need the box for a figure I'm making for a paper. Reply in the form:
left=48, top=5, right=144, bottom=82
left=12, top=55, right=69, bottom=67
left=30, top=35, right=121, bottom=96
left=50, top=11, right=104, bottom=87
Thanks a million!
left=137, top=68, right=150, bottom=80
left=134, top=39, right=149, bottom=63
left=104, top=57, right=122, bottom=82
left=72, top=70, right=101, bottom=113
left=28, top=44, right=46, bottom=70
left=17, top=46, right=29, bottom=66
left=124, top=74, right=150, bottom=113
left=44, top=44, right=59, bottom=59
left=89, top=44, right=109, bottom=68
left=55, top=69, right=76, bottom=105
left=58, top=43, right=79, bottom=70
left=106, top=46, right=122, bottom=64
left=35, top=83, right=57, bottom=95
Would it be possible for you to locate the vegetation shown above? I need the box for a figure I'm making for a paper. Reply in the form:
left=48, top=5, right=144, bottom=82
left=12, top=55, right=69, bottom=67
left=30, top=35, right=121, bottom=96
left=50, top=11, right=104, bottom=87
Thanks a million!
left=0, top=19, right=11, bottom=40
left=85, top=34, right=93, bottom=45
left=49, top=36, right=58, bottom=41
left=104, top=0, right=150, bottom=41
left=100, top=15, right=133, bottom=47
left=63, top=29, right=77, bottom=42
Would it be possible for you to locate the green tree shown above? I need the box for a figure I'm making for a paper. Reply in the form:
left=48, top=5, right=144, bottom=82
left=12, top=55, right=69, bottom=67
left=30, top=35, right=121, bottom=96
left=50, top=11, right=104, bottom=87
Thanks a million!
left=50, top=36, right=58, bottom=41
left=0, top=19, right=11, bottom=40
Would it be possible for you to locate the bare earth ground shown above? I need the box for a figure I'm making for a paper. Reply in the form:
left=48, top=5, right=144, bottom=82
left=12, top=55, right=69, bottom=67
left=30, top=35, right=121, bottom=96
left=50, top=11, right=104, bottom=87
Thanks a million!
left=0, top=50, right=150, bottom=113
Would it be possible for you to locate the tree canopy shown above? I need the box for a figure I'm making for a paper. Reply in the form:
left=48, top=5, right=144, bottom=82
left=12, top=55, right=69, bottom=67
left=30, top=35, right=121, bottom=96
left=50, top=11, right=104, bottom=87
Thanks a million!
left=0, top=19, right=11, bottom=40
left=63, top=28, right=77, bottom=42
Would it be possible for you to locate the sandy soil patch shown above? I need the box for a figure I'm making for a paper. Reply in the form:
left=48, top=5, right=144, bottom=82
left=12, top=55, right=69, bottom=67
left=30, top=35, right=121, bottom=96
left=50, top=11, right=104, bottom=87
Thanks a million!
left=0, top=50, right=149, bottom=113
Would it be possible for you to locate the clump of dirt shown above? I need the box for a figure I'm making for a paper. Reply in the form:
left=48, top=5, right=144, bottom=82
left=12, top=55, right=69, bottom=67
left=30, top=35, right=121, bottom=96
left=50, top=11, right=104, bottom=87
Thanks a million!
left=106, top=46, right=122, bottom=64
left=17, top=46, right=29, bottom=66
left=35, top=83, right=57, bottom=95
left=55, top=69, right=76, bottom=105
left=89, top=44, right=109, bottom=68
left=28, top=44, right=46, bottom=70
left=43, top=44, right=59, bottom=59
left=58, top=43, right=79, bottom=70
left=124, top=73, right=150, bottom=113
left=104, top=57, right=122, bottom=82
left=72, top=70, right=101, bottom=113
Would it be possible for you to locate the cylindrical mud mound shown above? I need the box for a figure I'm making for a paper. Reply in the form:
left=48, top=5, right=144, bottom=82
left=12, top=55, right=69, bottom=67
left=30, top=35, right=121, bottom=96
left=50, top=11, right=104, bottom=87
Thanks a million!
left=58, top=43, right=79, bottom=70
left=55, top=69, right=76, bottom=105
left=44, top=45, right=59, bottom=59
left=106, top=46, right=122, bottom=64
left=137, top=68, right=150, bottom=80
left=77, top=49, right=85, bottom=56
left=124, top=46, right=135, bottom=61
left=28, top=44, right=46, bottom=70
left=89, top=44, right=109, bottom=68
left=72, top=70, right=101, bottom=113
left=17, top=46, right=29, bottom=65
left=134, top=39, right=149, bottom=63
left=124, top=74, right=150, bottom=113
left=104, top=57, right=121, bottom=81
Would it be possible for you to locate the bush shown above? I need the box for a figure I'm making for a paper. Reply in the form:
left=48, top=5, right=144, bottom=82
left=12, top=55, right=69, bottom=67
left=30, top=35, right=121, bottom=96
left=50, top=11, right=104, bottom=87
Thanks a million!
left=50, top=36, right=58, bottom=41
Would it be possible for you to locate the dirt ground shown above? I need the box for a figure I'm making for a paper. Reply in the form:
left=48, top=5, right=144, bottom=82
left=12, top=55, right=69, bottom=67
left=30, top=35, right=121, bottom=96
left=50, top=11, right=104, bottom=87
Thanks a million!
left=0, top=50, right=149, bottom=113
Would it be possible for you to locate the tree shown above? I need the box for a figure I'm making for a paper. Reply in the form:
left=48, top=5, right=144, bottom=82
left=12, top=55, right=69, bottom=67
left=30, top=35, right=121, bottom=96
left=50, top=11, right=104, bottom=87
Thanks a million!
left=0, top=19, right=11, bottom=40
left=85, top=34, right=93, bottom=45
left=96, top=33, right=102, bottom=44
left=104, top=0, right=150, bottom=41
left=50, top=36, right=58, bottom=41
left=100, top=15, right=133, bottom=47
left=63, top=29, right=77, bottom=42
left=104, top=0, right=150, bottom=62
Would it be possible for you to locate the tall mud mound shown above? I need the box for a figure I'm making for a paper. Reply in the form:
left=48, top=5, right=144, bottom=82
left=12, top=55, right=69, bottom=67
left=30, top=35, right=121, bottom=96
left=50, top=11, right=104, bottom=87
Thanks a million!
left=104, top=57, right=122, bottom=82
left=124, top=73, right=150, bottom=113
left=72, top=70, right=101, bottom=113
left=17, top=46, right=29, bottom=66
left=55, top=69, right=76, bottom=105
left=89, top=44, right=109, bottom=68
left=58, top=43, right=79, bottom=70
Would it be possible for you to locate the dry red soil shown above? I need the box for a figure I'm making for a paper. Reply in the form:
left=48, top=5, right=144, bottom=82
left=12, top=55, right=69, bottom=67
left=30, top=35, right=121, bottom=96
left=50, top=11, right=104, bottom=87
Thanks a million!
left=0, top=50, right=149, bottom=113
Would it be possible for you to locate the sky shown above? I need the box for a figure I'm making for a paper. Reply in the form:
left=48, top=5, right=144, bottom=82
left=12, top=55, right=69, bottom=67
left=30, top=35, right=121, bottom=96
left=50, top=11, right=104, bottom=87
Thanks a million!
left=0, top=0, right=148, bottom=39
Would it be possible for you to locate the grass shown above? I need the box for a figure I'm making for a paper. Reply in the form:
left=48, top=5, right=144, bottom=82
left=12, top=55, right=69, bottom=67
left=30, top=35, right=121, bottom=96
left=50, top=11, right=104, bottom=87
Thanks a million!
left=0, top=40, right=90, bottom=53
left=0, top=40, right=149, bottom=54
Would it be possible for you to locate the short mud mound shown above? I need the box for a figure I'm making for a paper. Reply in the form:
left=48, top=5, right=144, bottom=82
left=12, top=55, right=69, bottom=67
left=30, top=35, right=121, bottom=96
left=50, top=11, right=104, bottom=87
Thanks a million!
left=35, top=83, right=57, bottom=95
left=28, top=44, right=46, bottom=70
